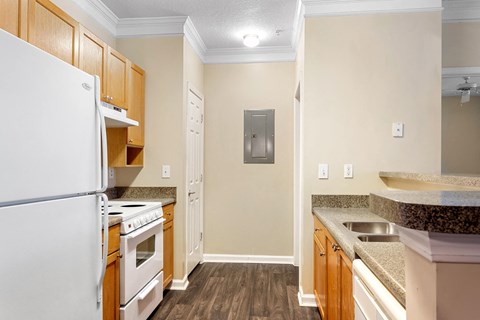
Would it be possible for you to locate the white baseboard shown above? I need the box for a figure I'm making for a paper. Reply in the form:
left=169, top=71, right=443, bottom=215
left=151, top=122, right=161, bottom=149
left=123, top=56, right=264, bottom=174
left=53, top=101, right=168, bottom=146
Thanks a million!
left=168, top=275, right=189, bottom=291
left=297, top=286, right=317, bottom=307
left=202, top=254, right=294, bottom=264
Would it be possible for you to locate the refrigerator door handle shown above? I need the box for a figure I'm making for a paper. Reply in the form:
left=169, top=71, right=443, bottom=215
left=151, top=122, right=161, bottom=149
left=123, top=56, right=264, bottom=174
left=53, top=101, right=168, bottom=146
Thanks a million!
left=95, top=75, right=108, bottom=193
left=97, top=193, right=109, bottom=303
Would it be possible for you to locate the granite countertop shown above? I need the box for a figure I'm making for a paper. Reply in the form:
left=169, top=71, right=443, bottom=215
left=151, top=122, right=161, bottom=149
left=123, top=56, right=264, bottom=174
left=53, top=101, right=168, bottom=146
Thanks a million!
left=379, top=171, right=480, bottom=189
left=370, top=191, right=480, bottom=234
left=354, top=242, right=406, bottom=306
left=313, top=208, right=406, bottom=307
left=107, top=197, right=176, bottom=227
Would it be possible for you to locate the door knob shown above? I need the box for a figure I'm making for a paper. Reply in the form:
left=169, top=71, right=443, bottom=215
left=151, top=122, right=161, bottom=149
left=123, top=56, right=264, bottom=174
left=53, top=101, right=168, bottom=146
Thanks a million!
left=188, top=191, right=195, bottom=196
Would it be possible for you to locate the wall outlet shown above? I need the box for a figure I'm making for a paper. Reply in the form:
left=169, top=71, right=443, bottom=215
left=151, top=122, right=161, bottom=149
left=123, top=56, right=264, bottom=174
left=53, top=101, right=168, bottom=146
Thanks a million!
left=392, top=122, right=404, bottom=137
left=318, top=164, right=329, bottom=179
left=162, top=165, right=171, bottom=178
left=344, top=164, right=353, bottom=178
left=108, top=167, right=115, bottom=179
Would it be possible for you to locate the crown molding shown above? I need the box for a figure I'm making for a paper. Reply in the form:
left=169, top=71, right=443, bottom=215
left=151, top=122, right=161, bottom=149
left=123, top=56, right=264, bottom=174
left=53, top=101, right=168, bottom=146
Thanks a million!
left=116, top=16, right=188, bottom=37
left=184, top=17, right=207, bottom=58
left=70, top=0, right=118, bottom=35
left=443, top=0, right=480, bottom=22
left=443, top=67, right=480, bottom=78
left=203, top=46, right=296, bottom=64
left=302, top=0, right=442, bottom=17
left=291, top=0, right=305, bottom=49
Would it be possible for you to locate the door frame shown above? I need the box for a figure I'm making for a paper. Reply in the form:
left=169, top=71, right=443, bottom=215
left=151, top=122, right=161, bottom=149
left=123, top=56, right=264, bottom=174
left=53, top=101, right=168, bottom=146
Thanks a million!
left=185, top=82, right=204, bottom=276
left=293, top=80, right=303, bottom=269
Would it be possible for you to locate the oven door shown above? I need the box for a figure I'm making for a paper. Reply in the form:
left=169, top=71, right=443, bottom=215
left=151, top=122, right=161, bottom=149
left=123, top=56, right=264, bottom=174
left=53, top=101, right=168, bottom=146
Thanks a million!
left=120, top=218, right=164, bottom=304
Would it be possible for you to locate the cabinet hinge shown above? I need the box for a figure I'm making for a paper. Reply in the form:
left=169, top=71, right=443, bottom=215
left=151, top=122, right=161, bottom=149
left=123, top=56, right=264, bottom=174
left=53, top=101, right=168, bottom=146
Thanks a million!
left=201, top=114, right=204, bottom=123
left=200, top=174, right=203, bottom=182
left=200, top=232, right=203, bottom=241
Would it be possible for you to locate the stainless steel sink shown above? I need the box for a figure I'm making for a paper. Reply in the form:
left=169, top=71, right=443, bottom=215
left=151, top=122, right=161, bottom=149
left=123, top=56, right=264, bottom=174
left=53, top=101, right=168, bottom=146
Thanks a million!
left=343, top=222, right=397, bottom=234
left=357, top=235, right=400, bottom=242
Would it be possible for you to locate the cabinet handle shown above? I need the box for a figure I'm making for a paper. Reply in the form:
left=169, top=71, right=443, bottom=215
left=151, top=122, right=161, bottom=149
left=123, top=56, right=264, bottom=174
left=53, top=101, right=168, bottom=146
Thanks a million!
left=129, top=139, right=133, bottom=143
left=110, top=96, right=114, bottom=101
left=319, top=252, right=325, bottom=257
left=118, top=253, right=123, bottom=259
left=315, top=228, right=321, bottom=232
left=332, top=244, right=342, bottom=252
left=104, top=95, right=109, bottom=100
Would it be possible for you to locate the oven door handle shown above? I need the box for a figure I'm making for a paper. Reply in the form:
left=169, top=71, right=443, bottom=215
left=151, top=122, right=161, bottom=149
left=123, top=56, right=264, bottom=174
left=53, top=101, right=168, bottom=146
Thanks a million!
left=126, top=218, right=166, bottom=240
left=138, top=279, right=160, bottom=301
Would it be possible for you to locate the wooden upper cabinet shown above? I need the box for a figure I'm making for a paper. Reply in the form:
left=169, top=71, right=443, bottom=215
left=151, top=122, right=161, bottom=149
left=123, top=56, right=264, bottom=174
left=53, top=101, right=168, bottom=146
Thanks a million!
left=26, top=0, right=79, bottom=66
left=106, top=47, right=127, bottom=109
left=127, top=62, right=145, bottom=146
left=0, top=0, right=27, bottom=38
left=79, top=25, right=107, bottom=100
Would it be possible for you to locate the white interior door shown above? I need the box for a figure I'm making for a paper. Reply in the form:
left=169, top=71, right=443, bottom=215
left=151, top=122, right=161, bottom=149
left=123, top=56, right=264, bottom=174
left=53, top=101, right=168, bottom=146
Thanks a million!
left=186, top=84, right=204, bottom=275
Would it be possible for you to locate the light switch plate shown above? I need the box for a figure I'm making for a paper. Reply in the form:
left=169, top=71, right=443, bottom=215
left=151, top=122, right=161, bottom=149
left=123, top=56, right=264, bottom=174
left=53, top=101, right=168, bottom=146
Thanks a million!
left=318, top=164, right=329, bottom=179
left=392, top=122, right=404, bottom=137
left=162, top=165, right=170, bottom=178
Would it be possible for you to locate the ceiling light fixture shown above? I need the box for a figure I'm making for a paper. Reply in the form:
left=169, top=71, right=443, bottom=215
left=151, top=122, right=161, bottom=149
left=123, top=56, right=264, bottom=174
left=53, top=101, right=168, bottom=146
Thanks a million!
left=243, top=34, right=259, bottom=48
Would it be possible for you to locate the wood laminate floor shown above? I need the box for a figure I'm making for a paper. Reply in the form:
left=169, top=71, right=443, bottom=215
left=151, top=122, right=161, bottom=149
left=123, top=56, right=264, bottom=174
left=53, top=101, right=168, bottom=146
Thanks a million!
left=148, top=263, right=321, bottom=320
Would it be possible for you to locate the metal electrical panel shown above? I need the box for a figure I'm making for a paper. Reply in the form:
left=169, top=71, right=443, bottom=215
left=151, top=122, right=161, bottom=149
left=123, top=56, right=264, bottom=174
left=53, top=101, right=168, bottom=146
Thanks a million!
left=244, top=109, right=275, bottom=164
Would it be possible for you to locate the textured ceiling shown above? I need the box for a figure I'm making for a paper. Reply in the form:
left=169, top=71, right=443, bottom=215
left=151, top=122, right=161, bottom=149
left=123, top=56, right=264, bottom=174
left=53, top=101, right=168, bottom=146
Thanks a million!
left=100, top=0, right=298, bottom=49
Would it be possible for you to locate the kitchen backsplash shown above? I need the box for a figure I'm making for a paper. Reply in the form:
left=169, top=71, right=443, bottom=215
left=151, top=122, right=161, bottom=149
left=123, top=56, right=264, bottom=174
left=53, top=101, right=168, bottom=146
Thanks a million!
left=114, top=187, right=176, bottom=200
left=312, top=195, right=369, bottom=208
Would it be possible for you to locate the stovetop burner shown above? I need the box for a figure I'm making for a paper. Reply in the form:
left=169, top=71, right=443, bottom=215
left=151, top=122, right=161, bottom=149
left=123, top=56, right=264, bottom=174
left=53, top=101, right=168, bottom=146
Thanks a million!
left=121, top=204, right=146, bottom=208
left=108, top=211, right=123, bottom=215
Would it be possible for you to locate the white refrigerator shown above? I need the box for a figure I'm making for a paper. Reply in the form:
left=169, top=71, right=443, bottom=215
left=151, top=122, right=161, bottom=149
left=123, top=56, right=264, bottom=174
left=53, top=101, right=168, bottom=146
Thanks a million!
left=0, top=29, right=109, bottom=319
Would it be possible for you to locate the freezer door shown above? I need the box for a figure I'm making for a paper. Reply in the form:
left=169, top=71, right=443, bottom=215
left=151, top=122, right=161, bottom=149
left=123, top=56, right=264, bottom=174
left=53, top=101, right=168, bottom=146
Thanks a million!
left=0, top=30, right=100, bottom=204
left=0, top=195, right=102, bottom=320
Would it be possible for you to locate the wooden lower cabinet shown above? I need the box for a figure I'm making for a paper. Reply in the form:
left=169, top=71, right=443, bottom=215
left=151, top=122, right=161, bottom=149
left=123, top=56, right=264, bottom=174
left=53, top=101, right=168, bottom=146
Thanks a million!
left=103, top=251, right=120, bottom=320
left=102, top=224, right=120, bottom=320
left=314, top=216, right=354, bottom=320
left=314, top=235, right=327, bottom=319
left=163, top=204, right=174, bottom=288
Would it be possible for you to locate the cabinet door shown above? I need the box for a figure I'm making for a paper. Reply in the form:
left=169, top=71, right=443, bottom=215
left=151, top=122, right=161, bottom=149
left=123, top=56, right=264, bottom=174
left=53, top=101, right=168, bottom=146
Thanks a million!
left=126, top=62, right=145, bottom=146
left=163, top=219, right=174, bottom=288
left=103, top=251, right=120, bottom=320
left=106, top=46, right=127, bottom=109
left=314, top=236, right=327, bottom=319
left=327, top=237, right=340, bottom=320
left=340, top=251, right=354, bottom=320
left=27, top=0, right=79, bottom=66
left=0, top=0, right=27, bottom=37
left=79, top=25, right=106, bottom=100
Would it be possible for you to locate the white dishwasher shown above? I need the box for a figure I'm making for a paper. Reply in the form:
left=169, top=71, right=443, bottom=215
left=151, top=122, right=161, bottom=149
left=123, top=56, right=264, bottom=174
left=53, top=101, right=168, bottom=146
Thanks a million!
left=353, top=260, right=406, bottom=320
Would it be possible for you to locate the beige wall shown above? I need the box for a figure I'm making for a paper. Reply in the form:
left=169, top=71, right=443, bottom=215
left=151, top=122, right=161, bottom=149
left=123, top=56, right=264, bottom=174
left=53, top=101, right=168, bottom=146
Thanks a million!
left=51, top=0, right=116, bottom=46
left=204, top=62, right=295, bottom=256
left=300, top=11, right=442, bottom=293
left=115, top=36, right=188, bottom=279
left=442, top=96, right=480, bottom=174
left=443, top=21, right=480, bottom=67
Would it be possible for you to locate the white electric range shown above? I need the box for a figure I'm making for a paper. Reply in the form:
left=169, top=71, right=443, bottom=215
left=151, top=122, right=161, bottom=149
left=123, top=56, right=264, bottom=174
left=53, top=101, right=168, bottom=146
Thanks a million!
left=104, top=200, right=165, bottom=320
left=103, top=200, right=164, bottom=234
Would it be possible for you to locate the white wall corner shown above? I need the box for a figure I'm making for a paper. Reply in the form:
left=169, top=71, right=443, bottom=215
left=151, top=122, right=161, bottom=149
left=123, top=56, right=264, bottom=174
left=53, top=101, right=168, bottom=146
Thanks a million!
left=184, top=17, right=207, bottom=61
left=443, top=0, right=480, bottom=22
left=168, top=275, right=190, bottom=290
left=203, top=46, right=296, bottom=64
left=303, top=0, right=442, bottom=17
left=116, top=16, right=188, bottom=38
left=202, top=254, right=294, bottom=264
left=69, top=0, right=119, bottom=36
left=297, top=286, right=317, bottom=307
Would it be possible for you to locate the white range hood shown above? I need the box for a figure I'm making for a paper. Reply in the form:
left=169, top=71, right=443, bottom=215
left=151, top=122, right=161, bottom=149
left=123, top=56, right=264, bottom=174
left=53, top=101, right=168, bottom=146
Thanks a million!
left=101, top=103, right=138, bottom=128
